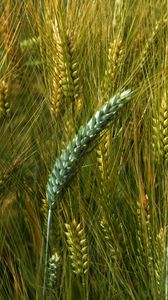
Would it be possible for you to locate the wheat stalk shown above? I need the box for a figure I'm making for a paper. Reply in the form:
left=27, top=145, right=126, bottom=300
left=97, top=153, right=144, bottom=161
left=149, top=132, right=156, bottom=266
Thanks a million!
left=46, top=89, right=132, bottom=209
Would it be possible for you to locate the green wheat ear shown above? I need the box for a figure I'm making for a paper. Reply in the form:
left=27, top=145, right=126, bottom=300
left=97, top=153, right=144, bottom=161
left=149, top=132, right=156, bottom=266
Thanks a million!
left=154, top=227, right=165, bottom=296
left=46, top=89, right=132, bottom=209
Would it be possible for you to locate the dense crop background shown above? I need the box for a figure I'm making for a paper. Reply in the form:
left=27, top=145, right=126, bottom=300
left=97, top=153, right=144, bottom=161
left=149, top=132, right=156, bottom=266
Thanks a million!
left=0, top=1, right=168, bottom=299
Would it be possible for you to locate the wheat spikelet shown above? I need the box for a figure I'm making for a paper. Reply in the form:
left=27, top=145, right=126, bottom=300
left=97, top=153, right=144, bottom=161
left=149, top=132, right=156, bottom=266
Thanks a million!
left=152, top=93, right=168, bottom=165
left=65, top=219, right=88, bottom=275
left=46, top=89, right=132, bottom=209
left=47, top=251, right=61, bottom=289
left=0, top=79, right=10, bottom=118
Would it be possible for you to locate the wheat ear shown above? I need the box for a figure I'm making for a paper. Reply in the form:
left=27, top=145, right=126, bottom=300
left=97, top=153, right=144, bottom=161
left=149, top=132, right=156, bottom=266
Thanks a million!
left=155, top=227, right=165, bottom=296
left=46, top=89, right=132, bottom=209
left=101, top=38, right=123, bottom=101
left=97, top=38, right=123, bottom=200
left=47, top=10, right=81, bottom=120
left=47, top=251, right=61, bottom=290
left=100, top=217, right=120, bottom=262
left=152, top=94, right=168, bottom=165
left=140, top=16, right=167, bottom=69
left=65, top=219, right=88, bottom=275
left=0, top=79, right=10, bottom=118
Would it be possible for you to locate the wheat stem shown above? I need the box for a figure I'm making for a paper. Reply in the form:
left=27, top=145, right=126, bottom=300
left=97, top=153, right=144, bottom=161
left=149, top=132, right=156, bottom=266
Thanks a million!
left=42, top=208, right=52, bottom=299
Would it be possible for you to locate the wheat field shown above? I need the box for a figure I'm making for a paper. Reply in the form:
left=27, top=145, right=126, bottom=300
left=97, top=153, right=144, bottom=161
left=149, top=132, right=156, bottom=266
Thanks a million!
left=0, top=1, right=168, bottom=299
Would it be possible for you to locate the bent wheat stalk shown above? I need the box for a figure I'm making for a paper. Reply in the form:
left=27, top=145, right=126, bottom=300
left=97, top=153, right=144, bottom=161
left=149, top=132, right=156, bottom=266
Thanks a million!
left=46, top=89, right=132, bottom=209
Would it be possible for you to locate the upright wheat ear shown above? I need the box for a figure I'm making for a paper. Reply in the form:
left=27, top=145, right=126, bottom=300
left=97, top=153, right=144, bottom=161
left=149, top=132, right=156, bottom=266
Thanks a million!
left=155, top=227, right=165, bottom=296
left=46, top=89, right=132, bottom=209
left=97, top=38, right=123, bottom=200
left=0, top=79, right=10, bottom=118
left=140, top=16, right=167, bottom=68
left=65, top=219, right=88, bottom=275
left=47, top=251, right=61, bottom=289
left=152, top=94, right=168, bottom=165
left=101, top=38, right=123, bottom=101
left=48, top=13, right=81, bottom=119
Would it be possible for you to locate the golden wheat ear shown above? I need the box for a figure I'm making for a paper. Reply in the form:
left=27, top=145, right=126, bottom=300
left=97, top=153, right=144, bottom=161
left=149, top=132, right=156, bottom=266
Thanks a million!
left=152, top=94, right=168, bottom=165
left=101, top=37, right=124, bottom=101
left=140, top=16, right=167, bottom=69
left=65, top=219, right=89, bottom=275
left=0, top=79, right=10, bottom=119
left=43, top=7, right=82, bottom=122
